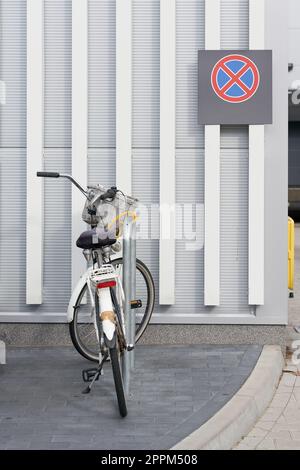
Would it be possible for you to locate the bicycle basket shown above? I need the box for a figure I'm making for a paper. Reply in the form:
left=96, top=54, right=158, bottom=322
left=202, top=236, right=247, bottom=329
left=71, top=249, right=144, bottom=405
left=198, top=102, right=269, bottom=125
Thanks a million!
left=82, top=185, right=138, bottom=233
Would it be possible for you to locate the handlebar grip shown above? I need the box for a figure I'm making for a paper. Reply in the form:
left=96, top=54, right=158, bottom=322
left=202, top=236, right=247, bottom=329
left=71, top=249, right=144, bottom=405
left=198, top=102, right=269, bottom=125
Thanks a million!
left=100, top=187, right=118, bottom=201
left=37, top=172, right=60, bottom=178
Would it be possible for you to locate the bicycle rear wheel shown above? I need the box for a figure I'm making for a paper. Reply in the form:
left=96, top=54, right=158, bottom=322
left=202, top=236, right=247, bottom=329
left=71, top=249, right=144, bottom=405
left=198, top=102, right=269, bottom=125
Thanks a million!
left=69, top=258, right=155, bottom=362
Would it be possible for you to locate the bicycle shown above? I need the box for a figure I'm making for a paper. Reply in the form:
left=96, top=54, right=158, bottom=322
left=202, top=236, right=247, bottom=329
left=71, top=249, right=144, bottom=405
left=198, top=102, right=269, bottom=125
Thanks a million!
left=37, top=171, right=155, bottom=417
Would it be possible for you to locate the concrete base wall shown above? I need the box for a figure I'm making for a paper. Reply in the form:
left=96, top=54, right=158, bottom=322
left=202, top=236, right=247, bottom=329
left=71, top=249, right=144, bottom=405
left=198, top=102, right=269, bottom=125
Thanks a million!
left=0, top=323, right=287, bottom=348
left=0, top=340, right=5, bottom=364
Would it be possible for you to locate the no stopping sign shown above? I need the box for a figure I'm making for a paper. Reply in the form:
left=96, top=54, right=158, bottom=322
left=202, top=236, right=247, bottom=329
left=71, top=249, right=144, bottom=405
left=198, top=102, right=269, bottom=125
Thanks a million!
left=211, top=54, right=260, bottom=104
left=198, top=50, right=273, bottom=125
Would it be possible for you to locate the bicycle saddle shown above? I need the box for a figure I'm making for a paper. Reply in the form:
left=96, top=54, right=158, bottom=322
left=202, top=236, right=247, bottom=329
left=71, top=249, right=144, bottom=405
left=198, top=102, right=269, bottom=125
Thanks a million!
left=76, top=228, right=116, bottom=250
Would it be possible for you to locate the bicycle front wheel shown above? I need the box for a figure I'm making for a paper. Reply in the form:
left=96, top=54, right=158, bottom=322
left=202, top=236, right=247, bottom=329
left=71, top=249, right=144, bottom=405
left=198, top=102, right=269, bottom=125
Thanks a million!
left=69, top=258, right=155, bottom=362
left=109, top=343, right=127, bottom=417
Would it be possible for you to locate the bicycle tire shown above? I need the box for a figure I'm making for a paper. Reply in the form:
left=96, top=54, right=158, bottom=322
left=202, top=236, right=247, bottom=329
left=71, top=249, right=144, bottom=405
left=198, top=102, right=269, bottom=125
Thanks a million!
left=110, top=345, right=127, bottom=417
left=69, top=258, right=155, bottom=362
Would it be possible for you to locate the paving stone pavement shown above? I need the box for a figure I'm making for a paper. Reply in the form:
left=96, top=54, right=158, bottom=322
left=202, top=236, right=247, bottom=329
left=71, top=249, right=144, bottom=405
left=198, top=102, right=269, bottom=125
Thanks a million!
left=0, top=345, right=262, bottom=450
left=234, top=357, right=300, bottom=450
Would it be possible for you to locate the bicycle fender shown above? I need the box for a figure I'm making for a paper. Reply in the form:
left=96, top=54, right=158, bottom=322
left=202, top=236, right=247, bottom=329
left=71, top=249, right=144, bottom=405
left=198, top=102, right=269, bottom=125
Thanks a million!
left=67, top=268, right=92, bottom=323
left=104, top=329, right=117, bottom=349
left=102, top=319, right=116, bottom=342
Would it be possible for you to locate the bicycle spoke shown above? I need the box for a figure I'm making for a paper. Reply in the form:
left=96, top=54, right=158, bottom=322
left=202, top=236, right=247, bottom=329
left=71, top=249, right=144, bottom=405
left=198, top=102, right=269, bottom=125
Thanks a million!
left=81, top=328, right=96, bottom=341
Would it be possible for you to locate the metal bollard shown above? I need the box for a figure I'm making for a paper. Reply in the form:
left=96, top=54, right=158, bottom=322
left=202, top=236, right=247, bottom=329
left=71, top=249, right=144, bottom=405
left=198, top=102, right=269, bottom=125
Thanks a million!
left=130, top=221, right=136, bottom=370
left=122, top=216, right=132, bottom=396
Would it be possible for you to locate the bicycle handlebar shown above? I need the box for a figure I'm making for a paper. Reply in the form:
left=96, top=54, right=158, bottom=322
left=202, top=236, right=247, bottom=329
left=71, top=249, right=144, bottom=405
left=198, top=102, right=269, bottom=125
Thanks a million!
left=37, top=172, right=60, bottom=178
left=36, top=171, right=137, bottom=205
left=37, top=171, right=88, bottom=197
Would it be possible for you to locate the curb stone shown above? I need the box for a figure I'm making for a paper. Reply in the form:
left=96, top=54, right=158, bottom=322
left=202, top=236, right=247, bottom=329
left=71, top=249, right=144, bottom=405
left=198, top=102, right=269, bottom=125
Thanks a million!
left=172, top=345, right=284, bottom=450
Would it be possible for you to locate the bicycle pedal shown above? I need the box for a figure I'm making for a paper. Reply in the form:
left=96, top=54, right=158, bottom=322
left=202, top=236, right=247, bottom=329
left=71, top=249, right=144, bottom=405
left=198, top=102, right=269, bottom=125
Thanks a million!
left=127, top=344, right=135, bottom=352
left=130, top=299, right=142, bottom=309
left=82, top=368, right=100, bottom=383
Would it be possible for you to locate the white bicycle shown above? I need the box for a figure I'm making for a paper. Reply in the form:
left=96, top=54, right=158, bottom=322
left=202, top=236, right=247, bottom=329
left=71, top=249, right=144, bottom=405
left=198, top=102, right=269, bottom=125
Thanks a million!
left=37, top=171, right=155, bottom=417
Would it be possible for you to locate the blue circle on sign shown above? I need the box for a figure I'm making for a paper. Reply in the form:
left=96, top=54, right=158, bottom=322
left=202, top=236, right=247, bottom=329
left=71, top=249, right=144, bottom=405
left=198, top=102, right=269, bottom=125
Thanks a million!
left=211, top=54, right=260, bottom=103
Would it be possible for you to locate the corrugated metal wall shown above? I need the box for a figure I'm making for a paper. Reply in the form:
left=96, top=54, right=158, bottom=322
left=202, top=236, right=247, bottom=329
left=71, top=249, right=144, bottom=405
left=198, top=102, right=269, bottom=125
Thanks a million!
left=0, top=1, right=27, bottom=312
left=0, top=0, right=251, bottom=318
left=219, top=0, right=249, bottom=314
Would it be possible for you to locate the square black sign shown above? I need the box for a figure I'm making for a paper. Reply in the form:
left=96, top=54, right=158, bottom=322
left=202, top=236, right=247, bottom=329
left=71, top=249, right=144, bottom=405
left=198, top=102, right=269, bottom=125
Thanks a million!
left=198, top=50, right=273, bottom=125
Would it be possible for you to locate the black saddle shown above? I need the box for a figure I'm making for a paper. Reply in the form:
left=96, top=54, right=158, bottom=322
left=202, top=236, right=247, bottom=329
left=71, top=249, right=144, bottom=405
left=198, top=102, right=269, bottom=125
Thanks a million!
left=76, top=228, right=116, bottom=250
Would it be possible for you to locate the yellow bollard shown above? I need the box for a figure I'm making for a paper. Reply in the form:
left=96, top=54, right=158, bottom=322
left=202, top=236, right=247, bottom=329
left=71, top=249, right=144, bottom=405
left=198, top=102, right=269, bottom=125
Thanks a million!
left=288, top=217, right=295, bottom=292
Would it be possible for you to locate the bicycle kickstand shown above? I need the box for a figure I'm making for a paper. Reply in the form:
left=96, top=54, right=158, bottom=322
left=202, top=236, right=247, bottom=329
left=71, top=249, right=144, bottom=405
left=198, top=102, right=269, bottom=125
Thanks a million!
left=82, top=351, right=109, bottom=395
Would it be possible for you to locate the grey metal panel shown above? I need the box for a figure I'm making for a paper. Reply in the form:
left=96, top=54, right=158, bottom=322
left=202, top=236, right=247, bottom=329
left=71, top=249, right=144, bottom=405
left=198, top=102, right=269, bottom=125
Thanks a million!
left=263, top=0, right=288, bottom=324
left=221, top=0, right=249, bottom=50
left=41, top=149, right=72, bottom=312
left=132, top=0, right=160, bottom=148
left=219, top=0, right=250, bottom=314
left=221, top=126, right=248, bottom=148
left=151, top=148, right=248, bottom=316
left=44, top=0, right=72, bottom=149
left=0, top=150, right=27, bottom=311
left=174, top=149, right=204, bottom=314
left=88, top=0, right=116, bottom=149
left=0, top=4, right=27, bottom=312
left=176, top=0, right=205, bottom=149
left=0, top=0, right=26, bottom=148
left=43, top=2, right=119, bottom=150
left=169, top=1, right=249, bottom=316
left=0, top=3, right=27, bottom=312
left=0, top=149, right=72, bottom=314
left=176, top=0, right=248, bottom=150
left=220, top=148, right=249, bottom=313
left=289, top=0, right=300, bottom=29
left=132, top=149, right=160, bottom=311
left=88, top=149, right=116, bottom=186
